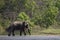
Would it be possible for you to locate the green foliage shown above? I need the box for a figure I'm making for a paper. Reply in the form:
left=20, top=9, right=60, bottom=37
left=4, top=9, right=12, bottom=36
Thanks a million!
left=42, top=6, right=58, bottom=28
left=17, top=12, right=30, bottom=21
left=0, top=0, right=5, bottom=9
left=25, top=0, right=36, bottom=10
left=56, top=0, right=60, bottom=10
left=31, top=0, right=59, bottom=29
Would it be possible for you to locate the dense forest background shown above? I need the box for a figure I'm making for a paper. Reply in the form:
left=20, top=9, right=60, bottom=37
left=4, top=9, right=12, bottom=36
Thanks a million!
left=0, top=0, right=60, bottom=35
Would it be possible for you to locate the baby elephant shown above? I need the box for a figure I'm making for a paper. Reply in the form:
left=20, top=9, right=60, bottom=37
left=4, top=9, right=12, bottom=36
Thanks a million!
left=6, top=21, right=31, bottom=36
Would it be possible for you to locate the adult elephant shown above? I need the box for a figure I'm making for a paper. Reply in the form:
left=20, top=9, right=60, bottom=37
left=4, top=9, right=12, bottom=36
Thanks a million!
left=6, top=21, right=31, bottom=36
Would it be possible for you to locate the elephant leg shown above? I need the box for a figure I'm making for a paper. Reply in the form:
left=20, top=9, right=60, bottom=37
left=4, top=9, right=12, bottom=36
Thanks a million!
left=20, top=30, right=23, bottom=36
left=12, top=30, right=15, bottom=36
left=8, top=31, right=11, bottom=36
left=23, top=30, right=26, bottom=35
left=28, top=29, right=31, bottom=35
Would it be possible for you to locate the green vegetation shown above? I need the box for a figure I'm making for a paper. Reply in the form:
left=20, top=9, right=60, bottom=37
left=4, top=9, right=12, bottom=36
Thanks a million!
left=0, top=0, right=60, bottom=35
left=31, top=26, right=60, bottom=35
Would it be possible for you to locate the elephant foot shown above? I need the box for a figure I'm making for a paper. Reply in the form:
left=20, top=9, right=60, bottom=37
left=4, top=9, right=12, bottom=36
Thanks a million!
left=20, top=34, right=22, bottom=36
left=24, top=33, right=26, bottom=36
left=12, top=34, right=15, bottom=36
left=8, top=34, right=11, bottom=36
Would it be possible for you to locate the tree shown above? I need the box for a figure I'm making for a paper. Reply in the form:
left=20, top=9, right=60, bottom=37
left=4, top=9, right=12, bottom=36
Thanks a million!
left=31, top=0, right=59, bottom=28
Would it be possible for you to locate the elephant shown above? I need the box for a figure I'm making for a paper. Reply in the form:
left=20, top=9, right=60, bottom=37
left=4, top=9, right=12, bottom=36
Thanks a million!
left=6, top=21, right=31, bottom=36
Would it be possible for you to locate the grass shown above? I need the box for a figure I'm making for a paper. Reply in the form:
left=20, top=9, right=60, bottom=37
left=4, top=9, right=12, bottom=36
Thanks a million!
left=31, top=26, right=60, bottom=35
left=39, top=29, right=60, bottom=35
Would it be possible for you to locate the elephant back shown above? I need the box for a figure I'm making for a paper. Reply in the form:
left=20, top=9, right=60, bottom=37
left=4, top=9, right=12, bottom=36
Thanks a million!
left=13, top=21, right=22, bottom=26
